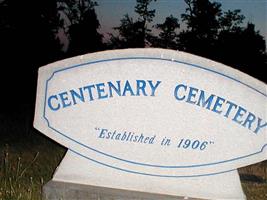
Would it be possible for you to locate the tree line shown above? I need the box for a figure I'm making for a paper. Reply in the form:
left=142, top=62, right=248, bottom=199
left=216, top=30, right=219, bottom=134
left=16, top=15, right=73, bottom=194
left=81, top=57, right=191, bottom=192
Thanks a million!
left=0, top=0, right=266, bottom=110
left=108, top=0, right=266, bottom=82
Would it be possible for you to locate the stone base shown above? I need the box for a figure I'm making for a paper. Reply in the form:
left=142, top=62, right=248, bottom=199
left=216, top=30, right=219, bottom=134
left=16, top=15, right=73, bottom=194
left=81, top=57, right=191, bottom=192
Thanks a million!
left=48, top=150, right=246, bottom=200
left=43, top=180, right=199, bottom=200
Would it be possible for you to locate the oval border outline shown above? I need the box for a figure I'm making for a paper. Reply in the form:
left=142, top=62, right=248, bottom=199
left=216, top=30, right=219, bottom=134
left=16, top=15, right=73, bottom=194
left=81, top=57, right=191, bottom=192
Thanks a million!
left=42, top=56, right=267, bottom=173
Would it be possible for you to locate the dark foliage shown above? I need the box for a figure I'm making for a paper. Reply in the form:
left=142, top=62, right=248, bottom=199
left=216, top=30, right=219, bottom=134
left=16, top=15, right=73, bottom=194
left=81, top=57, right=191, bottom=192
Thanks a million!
left=109, top=0, right=266, bottom=82
left=178, top=0, right=222, bottom=57
left=109, top=0, right=156, bottom=48
left=109, top=14, right=145, bottom=48
left=0, top=0, right=266, bottom=117
left=57, top=0, right=103, bottom=56
left=216, top=23, right=266, bottom=81
left=153, top=15, right=180, bottom=49
left=151, top=0, right=266, bottom=82
left=179, top=0, right=266, bottom=82
left=0, top=0, right=105, bottom=115
left=0, top=0, right=63, bottom=112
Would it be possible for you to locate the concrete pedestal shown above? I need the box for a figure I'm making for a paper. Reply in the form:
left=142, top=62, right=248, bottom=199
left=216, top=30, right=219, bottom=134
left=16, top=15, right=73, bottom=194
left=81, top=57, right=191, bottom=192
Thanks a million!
left=43, top=180, right=199, bottom=200
left=47, top=151, right=246, bottom=200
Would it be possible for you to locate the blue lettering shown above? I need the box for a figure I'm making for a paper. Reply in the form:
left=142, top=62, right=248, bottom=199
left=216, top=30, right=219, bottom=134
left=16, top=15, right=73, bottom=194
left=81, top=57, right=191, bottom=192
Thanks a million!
left=136, top=80, right=147, bottom=96
left=96, top=83, right=108, bottom=99
left=107, top=131, right=112, bottom=139
left=108, top=81, right=121, bottom=97
left=242, top=112, right=256, bottom=130
left=186, top=87, right=199, bottom=104
left=196, top=90, right=214, bottom=110
left=173, top=82, right=266, bottom=135
left=224, top=101, right=237, bottom=118
left=59, top=92, right=71, bottom=108
left=70, top=88, right=85, bottom=105
left=83, top=85, right=95, bottom=101
left=48, top=95, right=60, bottom=111
left=174, top=84, right=187, bottom=100
left=148, top=80, right=161, bottom=96
left=99, top=129, right=107, bottom=138
left=122, top=80, right=135, bottom=96
left=212, top=96, right=225, bottom=114
left=254, top=118, right=267, bottom=134
left=232, top=106, right=247, bottom=124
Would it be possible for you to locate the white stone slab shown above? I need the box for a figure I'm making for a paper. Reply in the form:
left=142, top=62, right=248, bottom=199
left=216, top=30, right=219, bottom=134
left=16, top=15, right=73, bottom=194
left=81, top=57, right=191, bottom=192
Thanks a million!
left=34, top=48, right=266, bottom=199
left=52, top=150, right=246, bottom=200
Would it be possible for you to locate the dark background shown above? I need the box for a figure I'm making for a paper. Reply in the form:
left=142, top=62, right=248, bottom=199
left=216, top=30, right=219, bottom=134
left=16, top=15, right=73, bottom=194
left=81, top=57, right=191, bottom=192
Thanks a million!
left=0, top=0, right=266, bottom=143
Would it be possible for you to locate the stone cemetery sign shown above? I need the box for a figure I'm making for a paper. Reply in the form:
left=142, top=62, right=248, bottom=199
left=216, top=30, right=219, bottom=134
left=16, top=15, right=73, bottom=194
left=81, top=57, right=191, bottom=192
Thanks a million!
left=34, top=48, right=266, bottom=199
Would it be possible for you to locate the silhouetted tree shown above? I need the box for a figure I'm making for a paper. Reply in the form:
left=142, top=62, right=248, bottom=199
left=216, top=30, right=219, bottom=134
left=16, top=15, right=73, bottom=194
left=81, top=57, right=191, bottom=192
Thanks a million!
left=109, top=14, right=144, bottom=48
left=0, top=0, right=63, bottom=110
left=153, top=15, right=180, bottom=49
left=177, top=0, right=266, bottom=82
left=178, top=0, right=222, bottom=57
left=218, top=9, right=245, bottom=32
left=0, top=0, right=62, bottom=66
left=58, top=0, right=103, bottom=56
left=214, top=9, right=246, bottom=64
left=214, top=9, right=266, bottom=82
left=135, top=0, right=157, bottom=46
left=109, top=0, right=156, bottom=48
left=216, top=23, right=266, bottom=81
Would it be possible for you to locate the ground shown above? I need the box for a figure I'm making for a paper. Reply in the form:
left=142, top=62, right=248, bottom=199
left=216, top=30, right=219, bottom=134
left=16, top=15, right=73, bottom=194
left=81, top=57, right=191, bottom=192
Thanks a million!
left=0, top=129, right=266, bottom=200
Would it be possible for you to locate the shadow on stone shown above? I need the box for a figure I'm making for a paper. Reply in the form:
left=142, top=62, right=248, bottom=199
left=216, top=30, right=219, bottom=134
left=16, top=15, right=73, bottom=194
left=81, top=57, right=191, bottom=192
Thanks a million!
left=240, top=174, right=266, bottom=183
left=43, top=180, right=201, bottom=200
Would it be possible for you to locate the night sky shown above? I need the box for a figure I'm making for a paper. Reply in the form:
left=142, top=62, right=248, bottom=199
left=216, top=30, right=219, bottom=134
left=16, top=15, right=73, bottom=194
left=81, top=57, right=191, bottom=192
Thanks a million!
left=96, top=0, right=266, bottom=43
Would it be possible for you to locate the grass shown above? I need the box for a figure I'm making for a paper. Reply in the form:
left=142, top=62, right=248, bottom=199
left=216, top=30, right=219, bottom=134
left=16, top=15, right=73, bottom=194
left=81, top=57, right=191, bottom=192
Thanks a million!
left=0, top=132, right=65, bottom=200
left=239, top=162, right=267, bottom=199
left=0, top=107, right=266, bottom=200
left=0, top=135, right=266, bottom=200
